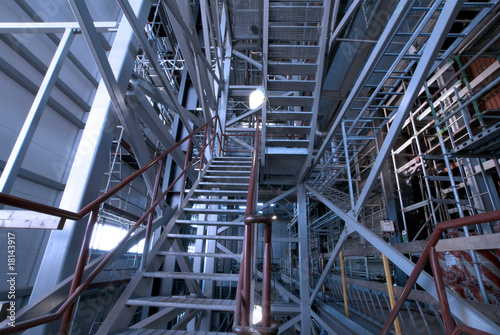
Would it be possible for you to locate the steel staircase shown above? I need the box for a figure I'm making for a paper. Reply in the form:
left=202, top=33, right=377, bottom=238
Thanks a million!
left=94, top=156, right=253, bottom=334
left=262, top=0, right=330, bottom=181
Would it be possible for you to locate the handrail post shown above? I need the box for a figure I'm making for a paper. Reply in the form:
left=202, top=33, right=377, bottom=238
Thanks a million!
left=262, top=221, right=272, bottom=328
left=430, top=247, right=455, bottom=334
left=140, top=158, right=163, bottom=271
left=200, top=124, right=208, bottom=172
left=59, top=209, right=99, bottom=335
left=179, top=136, right=193, bottom=207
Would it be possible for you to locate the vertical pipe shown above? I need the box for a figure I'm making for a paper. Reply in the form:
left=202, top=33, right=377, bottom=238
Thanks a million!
left=179, top=136, right=193, bottom=207
left=339, top=251, right=349, bottom=318
left=59, top=209, right=98, bottom=335
left=321, top=253, right=326, bottom=302
left=382, top=254, right=401, bottom=335
left=140, top=159, right=163, bottom=271
left=242, top=222, right=254, bottom=326
left=262, top=222, right=272, bottom=328
left=200, top=124, right=208, bottom=172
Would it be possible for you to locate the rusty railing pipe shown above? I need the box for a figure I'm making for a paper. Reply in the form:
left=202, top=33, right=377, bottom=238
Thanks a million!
left=381, top=209, right=500, bottom=335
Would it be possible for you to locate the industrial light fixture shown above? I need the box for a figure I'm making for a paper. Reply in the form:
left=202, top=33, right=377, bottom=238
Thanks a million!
left=249, top=87, right=267, bottom=109
left=253, top=305, right=263, bottom=325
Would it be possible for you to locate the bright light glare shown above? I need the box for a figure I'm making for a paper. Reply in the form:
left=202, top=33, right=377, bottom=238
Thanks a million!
left=272, top=215, right=277, bottom=220
left=249, top=88, right=266, bottom=109
left=92, top=224, right=144, bottom=253
left=253, top=305, right=262, bottom=325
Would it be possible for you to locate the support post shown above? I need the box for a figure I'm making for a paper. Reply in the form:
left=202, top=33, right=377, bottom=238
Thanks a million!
left=0, top=28, right=74, bottom=194
left=297, top=184, right=312, bottom=335
left=340, top=251, right=349, bottom=318
left=382, top=254, right=401, bottom=335
left=59, top=209, right=98, bottom=335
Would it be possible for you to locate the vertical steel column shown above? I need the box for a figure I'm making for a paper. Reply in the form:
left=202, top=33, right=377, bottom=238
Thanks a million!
left=262, top=222, right=272, bottom=328
left=297, top=184, right=312, bottom=335
left=0, top=28, right=74, bottom=194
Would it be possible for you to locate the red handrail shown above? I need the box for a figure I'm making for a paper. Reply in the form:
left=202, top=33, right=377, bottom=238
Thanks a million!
left=0, top=115, right=222, bottom=335
left=233, top=115, right=278, bottom=335
left=0, top=115, right=219, bottom=222
left=380, top=210, right=500, bottom=335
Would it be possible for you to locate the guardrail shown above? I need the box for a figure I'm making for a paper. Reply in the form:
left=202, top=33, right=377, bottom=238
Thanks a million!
left=381, top=210, right=500, bottom=335
left=233, top=116, right=278, bottom=335
left=0, top=115, right=222, bottom=335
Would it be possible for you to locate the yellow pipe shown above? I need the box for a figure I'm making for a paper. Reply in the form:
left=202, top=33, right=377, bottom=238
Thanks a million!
left=382, top=254, right=402, bottom=335
left=339, top=251, right=349, bottom=318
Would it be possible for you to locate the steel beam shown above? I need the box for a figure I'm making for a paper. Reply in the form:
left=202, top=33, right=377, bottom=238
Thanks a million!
left=0, top=29, right=74, bottom=194
left=297, top=184, right=312, bottom=335
left=0, top=34, right=90, bottom=113
left=306, top=184, right=500, bottom=334
left=0, top=58, right=84, bottom=129
left=278, top=314, right=302, bottom=334
left=68, top=0, right=160, bottom=196
left=309, top=228, right=349, bottom=304
left=13, top=0, right=99, bottom=88
left=353, top=0, right=464, bottom=214
left=0, top=21, right=118, bottom=33
left=131, top=76, right=202, bottom=127
left=312, top=0, right=413, bottom=170
left=126, top=88, right=197, bottom=182
left=25, top=2, right=153, bottom=333
left=115, top=0, right=202, bottom=144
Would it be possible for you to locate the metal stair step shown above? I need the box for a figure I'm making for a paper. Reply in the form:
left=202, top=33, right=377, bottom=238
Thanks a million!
left=268, top=62, right=317, bottom=76
left=268, top=45, right=319, bottom=60
left=143, top=272, right=239, bottom=281
left=267, top=80, right=316, bottom=92
left=191, top=189, right=249, bottom=197
left=198, top=182, right=249, bottom=190
left=126, top=296, right=301, bottom=314
left=268, top=95, right=314, bottom=107
left=265, top=139, right=309, bottom=148
left=212, top=156, right=252, bottom=161
left=126, top=296, right=236, bottom=312
left=176, top=219, right=244, bottom=226
left=266, top=111, right=313, bottom=121
left=188, top=198, right=248, bottom=205
left=208, top=165, right=252, bottom=171
left=267, top=126, right=310, bottom=134
left=183, top=208, right=246, bottom=215
left=157, top=251, right=242, bottom=259
left=269, top=26, right=322, bottom=42
left=206, top=170, right=251, bottom=175
left=166, top=234, right=244, bottom=241
left=211, top=160, right=252, bottom=165
left=269, top=6, right=324, bottom=22
left=202, top=176, right=250, bottom=183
